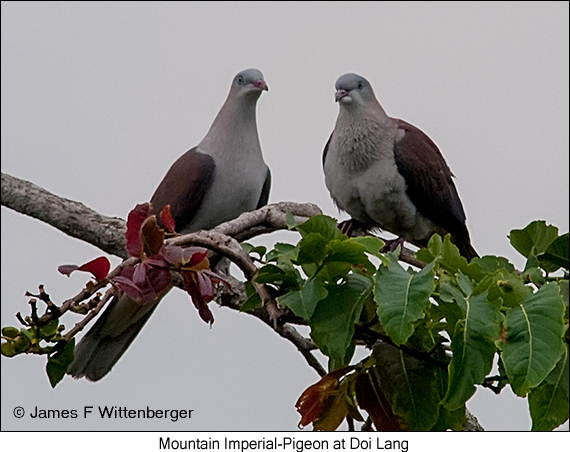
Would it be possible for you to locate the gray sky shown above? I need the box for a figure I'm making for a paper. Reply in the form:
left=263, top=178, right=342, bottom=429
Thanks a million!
left=1, top=1, right=568, bottom=434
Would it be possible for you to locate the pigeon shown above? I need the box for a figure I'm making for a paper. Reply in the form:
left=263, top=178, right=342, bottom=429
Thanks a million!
left=323, top=73, right=478, bottom=260
left=68, top=68, right=271, bottom=381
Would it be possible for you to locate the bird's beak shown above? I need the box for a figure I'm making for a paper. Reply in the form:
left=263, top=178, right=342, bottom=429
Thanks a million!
left=335, top=89, right=348, bottom=102
left=254, top=80, right=269, bottom=91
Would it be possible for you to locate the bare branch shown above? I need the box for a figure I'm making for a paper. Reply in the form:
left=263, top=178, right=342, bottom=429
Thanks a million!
left=1, top=172, right=129, bottom=258
left=64, top=288, right=117, bottom=341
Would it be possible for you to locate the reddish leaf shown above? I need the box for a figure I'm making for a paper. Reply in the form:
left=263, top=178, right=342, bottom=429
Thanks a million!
left=203, top=269, right=233, bottom=290
left=125, top=203, right=151, bottom=258
left=197, top=271, right=215, bottom=303
left=161, top=245, right=209, bottom=267
left=132, top=261, right=148, bottom=286
left=113, top=260, right=172, bottom=304
left=58, top=256, right=111, bottom=281
left=58, top=264, right=80, bottom=276
left=355, top=369, right=407, bottom=431
left=296, top=367, right=353, bottom=428
left=141, top=215, right=165, bottom=257
left=160, top=205, right=177, bottom=233
left=183, top=271, right=214, bottom=324
left=78, top=256, right=111, bottom=281
left=113, top=274, right=144, bottom=301
left=145, top=255, right=171, bottom=269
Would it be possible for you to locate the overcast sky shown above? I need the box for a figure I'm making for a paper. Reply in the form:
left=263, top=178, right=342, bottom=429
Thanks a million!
left=1, top=1, right=568, bottom=435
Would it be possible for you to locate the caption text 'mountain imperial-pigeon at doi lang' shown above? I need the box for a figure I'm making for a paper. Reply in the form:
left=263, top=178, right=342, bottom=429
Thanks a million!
left=159, top=437, right=409, bottom=452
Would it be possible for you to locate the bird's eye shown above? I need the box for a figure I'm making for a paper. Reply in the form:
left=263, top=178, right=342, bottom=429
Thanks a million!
left=357, top=81, right=364, bottom=90
left=237, top=76, right=244, bottom=84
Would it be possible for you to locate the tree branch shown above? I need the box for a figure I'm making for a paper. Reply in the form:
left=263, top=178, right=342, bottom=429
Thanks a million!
left=1, top=172, right=129, bottom=259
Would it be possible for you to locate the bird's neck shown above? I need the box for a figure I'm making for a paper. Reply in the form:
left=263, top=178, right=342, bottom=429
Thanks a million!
left=199, top=95, right=261, bottom=156
left=334, top=104, right=396, bottom=171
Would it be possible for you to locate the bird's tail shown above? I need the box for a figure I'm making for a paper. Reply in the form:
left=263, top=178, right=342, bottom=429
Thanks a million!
left=67, top=294, right=160, bottom=382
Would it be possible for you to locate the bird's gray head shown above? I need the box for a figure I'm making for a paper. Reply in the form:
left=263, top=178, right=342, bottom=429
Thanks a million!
left=334, top=73, right=377, bottom=106
left=231, top=68, right=269, bottom=99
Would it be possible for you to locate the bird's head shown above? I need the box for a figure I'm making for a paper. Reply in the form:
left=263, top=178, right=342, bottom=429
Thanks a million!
left=334, top=73, right=377, bottom=108
left=232, top=68, right=269, bottom=100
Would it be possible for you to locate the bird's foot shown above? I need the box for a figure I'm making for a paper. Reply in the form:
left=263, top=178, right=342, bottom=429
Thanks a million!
left=337, top=219, right=365, bottom=237
left=381, top=237, right=406, bottom=254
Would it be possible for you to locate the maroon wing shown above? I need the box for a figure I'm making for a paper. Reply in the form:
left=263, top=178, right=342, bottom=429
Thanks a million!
left=150, top=147, right=215, bottom=233
left=393, top=120, right=477, bottom=259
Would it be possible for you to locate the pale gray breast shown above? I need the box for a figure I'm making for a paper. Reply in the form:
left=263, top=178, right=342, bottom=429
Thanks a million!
left=182, top=148, right=267, bottom=233
left=324, top=124, right=435, bottom=240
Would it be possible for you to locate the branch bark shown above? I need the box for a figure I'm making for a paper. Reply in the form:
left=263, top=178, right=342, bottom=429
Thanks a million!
left=1, top=172, right=129, bottom=258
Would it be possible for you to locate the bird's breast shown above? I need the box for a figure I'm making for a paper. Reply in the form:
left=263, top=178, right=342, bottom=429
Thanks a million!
left=325, top=150, right=435, bottom=241
left=184, top=150, right=267, bottom=232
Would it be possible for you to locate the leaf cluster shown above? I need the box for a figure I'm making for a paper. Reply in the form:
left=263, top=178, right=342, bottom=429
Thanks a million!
left=244, top=217, right=569, bottom=431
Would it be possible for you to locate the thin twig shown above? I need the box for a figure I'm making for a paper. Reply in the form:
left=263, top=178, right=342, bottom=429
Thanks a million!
left=64, top=288, right=117, bottom=341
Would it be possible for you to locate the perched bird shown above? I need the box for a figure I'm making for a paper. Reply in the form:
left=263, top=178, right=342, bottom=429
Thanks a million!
left=68, top=68, right=271, bottom=381
left=323, top=73, right=478, bottom=260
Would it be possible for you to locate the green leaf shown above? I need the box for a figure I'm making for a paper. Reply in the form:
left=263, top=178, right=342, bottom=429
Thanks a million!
left=241, top=243, right=267, bottom=260
left=294, top=215, right=343, bottom=241
left=296, top=233, right=329, bottom=266
left=465, top=255, right=516, bottom=283
left=499, top=282, right=566, bottom=396
left=265, top=242, right=299, bottom=264
left=1, top=328, right=33, bottom=357
left=241, top=242, right=254, bottom=254
left=302, top=275, right=329, bottom=318
left=490, top=270, right=534, bottom=308
left=416, top=233, right=443, bottom=264
left=278, top=273, right=329, bottom=321
left=522, top=265, right=547, bottom=287
left=19, top=328, right=34, bottom=343
left=310, top=274, right=371, bottom=366
left=285, top=210, right=297, bottom=229
left=240, top=281, right=262, bottom=312
left=255, top=263, right=300, bottom=292
left=529, top=344, right=569, bottom=431
left=325, top=239, right=376, bottom=274
left=2, top=326, right=20, bottom=338
left=371, top=341, right=446, bottom=431
left=442, top=291, right=503, bottom=411
left=439, top=235, right=469, bottom=275
left=1, top=341, right=17, bottom=357
left=46, top=339, right=75, bottom=388
left=456, top=272, right=474, bottom=297
left=509, top=220, right=559, bottom=258
left=538, top=233, right=569, bottom=272
left=319, top=261, right=354, bottom=283
left=374, top=254, right=435, bottom=345
left=430, top=406, right=466, bottom=432
left=39, top=319, right=60, bottom=340
left=350, top=236, right=386, bottom=257
left=559, top=280, right=569, bottom=321
left=240, top=291, right=262, bottom=312
left=278, top=290, right=305, bottom=319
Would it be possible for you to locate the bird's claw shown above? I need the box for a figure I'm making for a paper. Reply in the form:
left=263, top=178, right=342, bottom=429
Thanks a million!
left=381, top=237, right=406, bottom=253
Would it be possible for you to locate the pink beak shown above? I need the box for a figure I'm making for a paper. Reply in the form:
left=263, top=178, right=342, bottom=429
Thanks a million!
left=254, top=79, right=269, bottom=91
left=335, top=89, right=348, bottom=102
